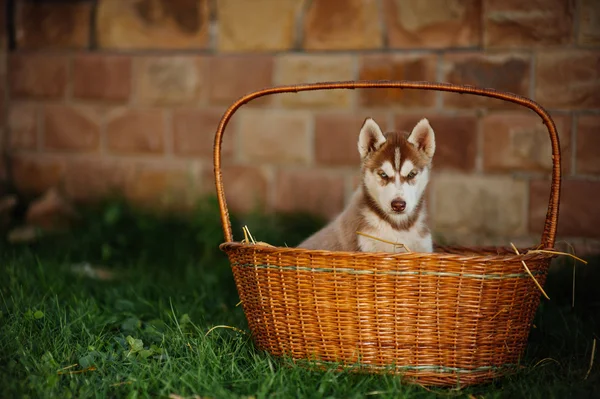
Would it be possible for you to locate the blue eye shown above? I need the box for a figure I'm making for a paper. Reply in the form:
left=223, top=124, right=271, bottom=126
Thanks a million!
left=407, top=171, right=417, bottom=179
left=378, top=170, right=388, bottom=179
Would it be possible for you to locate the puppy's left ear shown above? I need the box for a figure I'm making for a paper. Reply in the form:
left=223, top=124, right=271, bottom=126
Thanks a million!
left=408, top=118, right=435, bottom=158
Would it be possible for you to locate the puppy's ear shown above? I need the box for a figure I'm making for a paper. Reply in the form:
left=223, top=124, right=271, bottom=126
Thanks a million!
left=408, top=118, right=435, bottom=158
left=358, top=118, right=386, bottom=159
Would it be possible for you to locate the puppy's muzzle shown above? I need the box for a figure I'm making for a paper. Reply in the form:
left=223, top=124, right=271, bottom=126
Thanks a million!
left=391, top=199, right=406, bottom=213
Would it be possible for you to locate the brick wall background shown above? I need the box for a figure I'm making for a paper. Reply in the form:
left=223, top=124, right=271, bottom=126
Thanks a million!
left=1, top=0, right=599, bottom=251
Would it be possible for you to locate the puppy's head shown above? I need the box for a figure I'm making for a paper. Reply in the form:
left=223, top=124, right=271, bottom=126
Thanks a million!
left=358, top=118, right=435, bottom=218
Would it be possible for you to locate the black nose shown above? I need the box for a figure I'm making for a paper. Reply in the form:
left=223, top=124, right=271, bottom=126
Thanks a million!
left=391, top=199, right=406, bottom=212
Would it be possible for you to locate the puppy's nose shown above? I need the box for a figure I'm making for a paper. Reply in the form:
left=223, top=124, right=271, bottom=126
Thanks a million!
left=391, top=199, right=406, bottom=212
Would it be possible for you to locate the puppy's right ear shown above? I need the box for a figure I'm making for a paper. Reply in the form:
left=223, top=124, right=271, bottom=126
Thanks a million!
left=358, top=118, right=386, bottom=159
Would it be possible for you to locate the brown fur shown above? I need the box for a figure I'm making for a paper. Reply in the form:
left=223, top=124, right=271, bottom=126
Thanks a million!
left=297, top=188, right=366, bottom=252
left=364, top=132, right=430, bottom=174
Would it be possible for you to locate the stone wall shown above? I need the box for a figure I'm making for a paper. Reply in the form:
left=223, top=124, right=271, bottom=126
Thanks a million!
left=0, top=1, right=6, bottom=188
left=1, top=0, right=600, bottom=251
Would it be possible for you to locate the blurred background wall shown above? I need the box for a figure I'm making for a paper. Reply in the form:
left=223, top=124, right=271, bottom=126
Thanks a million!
left=0, top=0, right=599, bottom=251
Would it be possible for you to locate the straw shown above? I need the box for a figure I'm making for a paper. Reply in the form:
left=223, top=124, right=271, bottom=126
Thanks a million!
left=244, top=225, right=256, bottom=244
left=526, top=245, right=588, bottom=308
left=242, top=226, right=250, bottom=244
left=510, top=243, right=550, bottom=300
left=356, top=231, right=412, bottom=252
left=205, top=325, right=248, bottom=337
left=584, top=338, right=596, bottom=380
left=533, top=357, right=560, bottom=368
left=526, top=249, right=587, bottom=265
left=241, top=225, right=274, bottom=247
left=57, top=366, right=96, bottom=375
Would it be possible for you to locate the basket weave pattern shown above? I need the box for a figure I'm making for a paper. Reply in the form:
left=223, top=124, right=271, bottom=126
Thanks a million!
left=213, top=81, right=560, bottom=387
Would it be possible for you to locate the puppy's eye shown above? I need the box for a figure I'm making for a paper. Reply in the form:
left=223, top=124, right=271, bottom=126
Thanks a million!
left=407, top=171, right=417, bottom=179
left=378, top=170, right=388, bottom=179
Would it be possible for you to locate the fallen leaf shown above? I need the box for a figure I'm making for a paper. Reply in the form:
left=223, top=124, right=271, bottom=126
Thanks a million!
left=71, top=262, right=116, bottom=281
left=26, top=188, right=79, bottom=231
left=8, top=225, right=39, bottom=243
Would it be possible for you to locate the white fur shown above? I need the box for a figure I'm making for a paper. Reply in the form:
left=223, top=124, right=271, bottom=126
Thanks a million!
left=358, top=118, right=386, bottom=159
left=408, top=118, right=435, bottom=158
left=358, top=209, right=432, bottom=253
left=380, top=161, right=394, bottom=177
left=365, top=165, right=429, bottom=217
left=400, top=160, right=414, bottom=177
left=394, top=148, right=400, bottom=170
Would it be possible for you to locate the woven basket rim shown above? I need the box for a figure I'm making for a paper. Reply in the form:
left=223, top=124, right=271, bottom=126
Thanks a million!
left=220, top=242, right=556, bottom=262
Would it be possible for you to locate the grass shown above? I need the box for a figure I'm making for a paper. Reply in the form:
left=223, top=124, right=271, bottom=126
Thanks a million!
left=0, top=196, right=598, bottom=398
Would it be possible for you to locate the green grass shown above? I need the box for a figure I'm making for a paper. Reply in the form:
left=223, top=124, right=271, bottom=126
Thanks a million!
left=0, top=197, right=598, bottom=399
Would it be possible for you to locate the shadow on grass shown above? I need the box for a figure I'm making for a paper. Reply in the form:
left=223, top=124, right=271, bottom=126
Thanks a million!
left=0, top=195, right=598, bottom=398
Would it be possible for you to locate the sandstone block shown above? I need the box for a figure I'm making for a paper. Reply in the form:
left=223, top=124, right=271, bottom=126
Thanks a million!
left=384, top=0, right=481, bottom=48
left=9, top=54, right=67, bottom=99
left=303, top=0, right=382, bottom=50
left=97, top=0, right=209, bottom=49
left=535, top=51, right=600, bottom=109
left=125, top=162, right=199, bottom=211
left=237, top=110, right=310, bottom=164
left=64, top=158, right=133, bottom=201
left=484, top=0, right=574, bottom=47
left=275, top=55, right=355, bottom=108
left=358, top=54, right=437, bottom=107
left=529, top=180, right=600, bottom=238
left=274, top=169, right=345, bottom=218
left=15, top=1, right=91, bottom=49
left=442, top=53, right=531, bottom=109
left=482, top=112, right=571, bottom=173
left=208, top=55, right=274, bottom=106
left=218, top=0, right=301, bottom=51
left=8, top=103, right=38, bottom=150
left=136, top=56, right=205, bottom=105
left=315, top=112, right=388, bottom=166
left=206, top=165, right=269, bottom=214
left=576, top=115, right=600, bottom=174
left=43, top=105, right=101, bottom=152
left=73, top=54, right=132, bottom=102
left=172, top=108, right=234, bottom=159
left=394, top=114, right=478, bottom=171
left=579, top=0, right=600, bottom=45
left=431, top=174, right=528, bottom=236
left=106, top=108, right=165, bottom=154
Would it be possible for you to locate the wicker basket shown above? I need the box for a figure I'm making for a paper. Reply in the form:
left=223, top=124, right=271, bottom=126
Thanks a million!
left=213, top=81, right=561, bottom=387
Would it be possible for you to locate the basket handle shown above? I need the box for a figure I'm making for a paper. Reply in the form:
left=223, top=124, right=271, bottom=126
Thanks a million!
left=213, top=80, right=561, bottom=249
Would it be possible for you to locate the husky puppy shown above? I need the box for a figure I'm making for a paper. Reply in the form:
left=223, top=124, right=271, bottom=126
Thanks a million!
left=298, top=117, right=435, bottom=253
